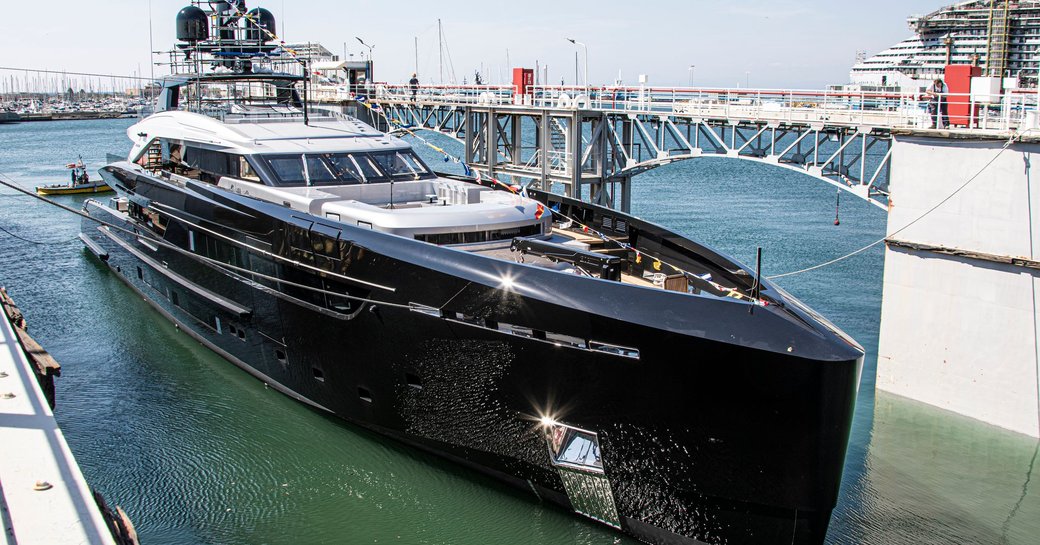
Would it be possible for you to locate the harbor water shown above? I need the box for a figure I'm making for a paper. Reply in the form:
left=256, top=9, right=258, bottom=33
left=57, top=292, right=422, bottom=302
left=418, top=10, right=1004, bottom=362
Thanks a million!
left=0, top=118, right=1037, bottom=544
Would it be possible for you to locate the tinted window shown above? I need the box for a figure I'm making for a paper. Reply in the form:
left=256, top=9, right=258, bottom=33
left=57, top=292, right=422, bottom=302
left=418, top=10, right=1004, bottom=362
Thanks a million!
left=414, top=223, right=542, bottom=245
left=266, top=156, right=306, bottom=185
left=305, top=155, right=338, bottom=184
left=184, top=146, right=237, bottom=178
left=352, top=154, right=386, bottom=181
left=324, top=154, right=365, bottom=184
left=398, top=151, right=430, bottom=175
left=261, top=151, right=431, bottom=186
left=373, top=151, right=432, bottom=179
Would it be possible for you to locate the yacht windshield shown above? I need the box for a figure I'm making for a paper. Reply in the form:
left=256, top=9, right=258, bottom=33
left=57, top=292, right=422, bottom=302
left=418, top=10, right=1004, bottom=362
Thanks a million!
left=260, top=150, right=434, bottom=186
left=372, top=151, right=430, bottom=179
left=267, top=156, right=306, bottom=185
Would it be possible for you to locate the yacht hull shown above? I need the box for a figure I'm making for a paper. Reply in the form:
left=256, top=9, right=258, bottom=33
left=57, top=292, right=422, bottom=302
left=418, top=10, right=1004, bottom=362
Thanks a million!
left=81, top=169, right=862, bottom=545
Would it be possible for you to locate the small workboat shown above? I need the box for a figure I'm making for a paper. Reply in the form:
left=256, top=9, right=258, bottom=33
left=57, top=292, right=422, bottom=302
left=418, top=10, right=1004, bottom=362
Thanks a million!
left=36, top=159, right=113, bottom=196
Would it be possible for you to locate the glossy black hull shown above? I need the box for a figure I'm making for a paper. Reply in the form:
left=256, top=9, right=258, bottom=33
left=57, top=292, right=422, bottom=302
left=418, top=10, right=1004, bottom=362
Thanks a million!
left=82, top=168, right=863, bottom=545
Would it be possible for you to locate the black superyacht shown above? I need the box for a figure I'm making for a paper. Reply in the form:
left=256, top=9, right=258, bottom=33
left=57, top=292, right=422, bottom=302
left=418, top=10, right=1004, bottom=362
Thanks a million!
left=80, top=3, right=864, bottom=544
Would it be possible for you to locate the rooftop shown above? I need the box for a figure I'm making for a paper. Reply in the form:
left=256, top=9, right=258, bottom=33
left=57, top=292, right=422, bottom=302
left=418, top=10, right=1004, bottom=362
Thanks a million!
left=130, top=110, right=401, bottom=155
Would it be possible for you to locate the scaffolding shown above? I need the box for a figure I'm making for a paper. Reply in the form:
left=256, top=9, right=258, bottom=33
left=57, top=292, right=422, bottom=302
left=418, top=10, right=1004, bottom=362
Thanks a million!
left=985, top=0, right=1011, bottom=77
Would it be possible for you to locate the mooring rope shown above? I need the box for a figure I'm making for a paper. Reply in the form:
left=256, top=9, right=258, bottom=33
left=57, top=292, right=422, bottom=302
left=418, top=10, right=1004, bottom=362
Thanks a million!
left=353, top=98, right=764, bottom=299
left=0, top=224, right=78, bottom=246
left=0, top=169, right=416, bottom=311
left=767, top=129, right=1032, bottom=280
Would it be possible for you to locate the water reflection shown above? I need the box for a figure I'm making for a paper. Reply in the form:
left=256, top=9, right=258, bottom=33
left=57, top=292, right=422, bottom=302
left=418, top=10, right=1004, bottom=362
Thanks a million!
left=830, top=391, right=1040, bottom=545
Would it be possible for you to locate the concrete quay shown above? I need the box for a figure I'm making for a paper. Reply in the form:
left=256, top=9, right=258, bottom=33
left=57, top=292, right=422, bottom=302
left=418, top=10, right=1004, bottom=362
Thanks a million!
left=878, top=128, right=1040, bottom=438
left=0, top=288, right=134, bottom=545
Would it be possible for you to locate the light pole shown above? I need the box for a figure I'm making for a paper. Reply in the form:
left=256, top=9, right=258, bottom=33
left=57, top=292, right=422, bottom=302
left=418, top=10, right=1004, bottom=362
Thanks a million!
left=745, top=71, right=750, bottom=89
left=567, top=38, right=588, bottom=91
left=355, top=37, right=375, bottom=64
left=688, top=65, right=695, bottom=87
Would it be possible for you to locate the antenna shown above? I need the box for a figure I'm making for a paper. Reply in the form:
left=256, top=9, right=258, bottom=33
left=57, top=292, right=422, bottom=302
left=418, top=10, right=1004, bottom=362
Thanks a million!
left=303, top=58, right=309, bottom=126
left=148, top=0, right=156, bottom=106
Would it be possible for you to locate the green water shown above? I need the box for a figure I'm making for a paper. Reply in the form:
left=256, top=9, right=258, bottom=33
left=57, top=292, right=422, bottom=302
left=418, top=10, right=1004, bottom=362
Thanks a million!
left=0, top=118, right=1036, bottom=544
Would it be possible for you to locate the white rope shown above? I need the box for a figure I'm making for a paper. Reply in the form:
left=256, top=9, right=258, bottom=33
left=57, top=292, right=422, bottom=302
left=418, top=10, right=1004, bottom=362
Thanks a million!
left=768, top=130, right=1031, bottom=280
left=0, top=170, right=412, bottom=311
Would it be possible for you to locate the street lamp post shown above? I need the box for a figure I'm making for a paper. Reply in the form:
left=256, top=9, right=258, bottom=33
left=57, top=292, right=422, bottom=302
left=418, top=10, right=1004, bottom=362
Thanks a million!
left=745, top=71, right=751, bottom=89
left=567, top=38, right=588, bottom=91
left=355, top=37, right=375, bottom=93
left=688, top=64, right=695, bottom=87
left=355, top=36, right=375, bottom=64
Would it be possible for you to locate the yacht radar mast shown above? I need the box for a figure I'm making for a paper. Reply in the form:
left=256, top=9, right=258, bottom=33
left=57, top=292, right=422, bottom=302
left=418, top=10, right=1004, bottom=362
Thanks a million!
left=161, top=1, right=312, bottom=123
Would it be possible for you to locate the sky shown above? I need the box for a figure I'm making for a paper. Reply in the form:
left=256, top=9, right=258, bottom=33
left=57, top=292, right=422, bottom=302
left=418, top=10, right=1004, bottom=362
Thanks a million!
left=0, top=0, right=951, bottom=89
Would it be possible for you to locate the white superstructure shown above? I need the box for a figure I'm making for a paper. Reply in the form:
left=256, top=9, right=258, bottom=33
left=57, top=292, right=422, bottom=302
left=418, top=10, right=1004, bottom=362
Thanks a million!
left=849, top=1, right=1040, bottom=90
left=126, top=105, right=551, bottom=245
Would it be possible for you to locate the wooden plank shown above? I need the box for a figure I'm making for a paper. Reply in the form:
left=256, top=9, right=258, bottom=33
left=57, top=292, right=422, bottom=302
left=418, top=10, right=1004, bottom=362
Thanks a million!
left=620, top=273, right=657, bottom=288
left=886, top=238, right=1040, bottom=270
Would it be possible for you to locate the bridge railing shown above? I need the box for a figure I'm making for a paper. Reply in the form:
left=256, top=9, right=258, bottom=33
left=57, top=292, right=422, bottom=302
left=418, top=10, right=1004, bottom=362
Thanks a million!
left=525, top=85, right=1040, bottom=132
left=367, top=83, right=515, bottom=105
left=319, top=82, right=1040, bottom=132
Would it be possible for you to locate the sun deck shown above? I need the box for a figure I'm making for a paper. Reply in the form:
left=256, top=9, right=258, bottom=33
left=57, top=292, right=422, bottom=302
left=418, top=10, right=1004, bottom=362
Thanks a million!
left=214, top=175, right=552, bottom=241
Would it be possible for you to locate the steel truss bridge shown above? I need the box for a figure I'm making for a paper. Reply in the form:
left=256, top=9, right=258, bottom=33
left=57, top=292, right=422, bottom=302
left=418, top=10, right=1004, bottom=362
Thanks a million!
left=316, top=84, right=1037, bottom=212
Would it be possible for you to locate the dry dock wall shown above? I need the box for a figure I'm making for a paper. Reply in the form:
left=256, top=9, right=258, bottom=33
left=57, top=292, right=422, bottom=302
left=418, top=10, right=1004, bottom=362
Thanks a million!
left=877, top=133, right=1040, bottom=438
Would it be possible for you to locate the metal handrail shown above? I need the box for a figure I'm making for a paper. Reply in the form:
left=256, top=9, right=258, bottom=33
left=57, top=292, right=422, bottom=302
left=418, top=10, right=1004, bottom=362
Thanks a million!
left=314, top=82, right=1040, bottom=133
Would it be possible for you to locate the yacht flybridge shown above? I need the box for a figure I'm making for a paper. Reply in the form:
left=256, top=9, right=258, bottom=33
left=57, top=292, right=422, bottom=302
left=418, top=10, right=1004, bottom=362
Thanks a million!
left=126, top=108, right=551, bottom=244
left=80, top=3, right=865, bottom=545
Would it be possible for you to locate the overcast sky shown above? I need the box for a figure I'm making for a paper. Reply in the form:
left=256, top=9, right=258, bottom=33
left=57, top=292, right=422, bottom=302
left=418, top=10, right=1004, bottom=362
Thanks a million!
left=1, top=0, right=950, bottom=89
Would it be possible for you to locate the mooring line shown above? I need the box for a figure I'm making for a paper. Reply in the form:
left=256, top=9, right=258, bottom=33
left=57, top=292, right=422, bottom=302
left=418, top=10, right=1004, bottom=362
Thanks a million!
left=768, top=130, right=1031, bottom=280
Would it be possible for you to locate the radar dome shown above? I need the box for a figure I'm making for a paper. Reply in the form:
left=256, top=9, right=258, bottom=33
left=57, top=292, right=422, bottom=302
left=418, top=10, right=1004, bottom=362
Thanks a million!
left=245, top=8, right=276, bottom=42
left=176, top=6, right=209, bottom=43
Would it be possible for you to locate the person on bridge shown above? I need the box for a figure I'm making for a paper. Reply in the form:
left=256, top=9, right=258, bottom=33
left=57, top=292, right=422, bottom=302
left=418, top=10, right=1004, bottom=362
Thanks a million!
left=409, top=73, right=419, bottom=101
left=926, top=77, right=948, bottom=129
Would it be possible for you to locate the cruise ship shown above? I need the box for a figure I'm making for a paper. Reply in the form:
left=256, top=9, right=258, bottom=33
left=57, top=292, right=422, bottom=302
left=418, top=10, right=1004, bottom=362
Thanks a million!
left=849, top=0, right=1040, bottom=90
left=79, top=3, right=865, bottom=544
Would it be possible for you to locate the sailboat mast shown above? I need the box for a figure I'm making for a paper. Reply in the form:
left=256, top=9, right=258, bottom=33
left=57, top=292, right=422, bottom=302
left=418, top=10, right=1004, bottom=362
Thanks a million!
left=148, top=0, right=156, bottom=103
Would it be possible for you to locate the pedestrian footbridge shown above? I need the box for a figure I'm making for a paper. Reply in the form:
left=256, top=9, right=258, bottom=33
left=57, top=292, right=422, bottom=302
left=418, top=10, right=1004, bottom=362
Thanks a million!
left=313, top=84, right=1039, bottom=212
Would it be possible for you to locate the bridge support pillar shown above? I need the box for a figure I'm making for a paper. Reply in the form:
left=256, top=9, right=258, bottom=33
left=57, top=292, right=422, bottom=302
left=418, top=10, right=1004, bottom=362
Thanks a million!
left=486, top=107, right=497, bottom=179
left=569, top=112, right=582, bottom=202
left=464, top=107, right=475, bottom=167
left=877, top=131, right=1040, bottom=438
left=619, top=175, right=631, bottom=212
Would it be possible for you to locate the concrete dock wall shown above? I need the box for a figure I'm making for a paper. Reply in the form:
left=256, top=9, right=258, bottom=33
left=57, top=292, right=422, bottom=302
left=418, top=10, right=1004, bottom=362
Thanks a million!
left=877, top=133, right=1040, bottom=438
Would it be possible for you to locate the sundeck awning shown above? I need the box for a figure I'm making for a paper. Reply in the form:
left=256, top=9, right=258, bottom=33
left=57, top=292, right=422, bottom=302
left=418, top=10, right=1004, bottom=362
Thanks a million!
left=312, top=60, right=370, bottom=71
left=312, top=60, right=348, bottom=71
